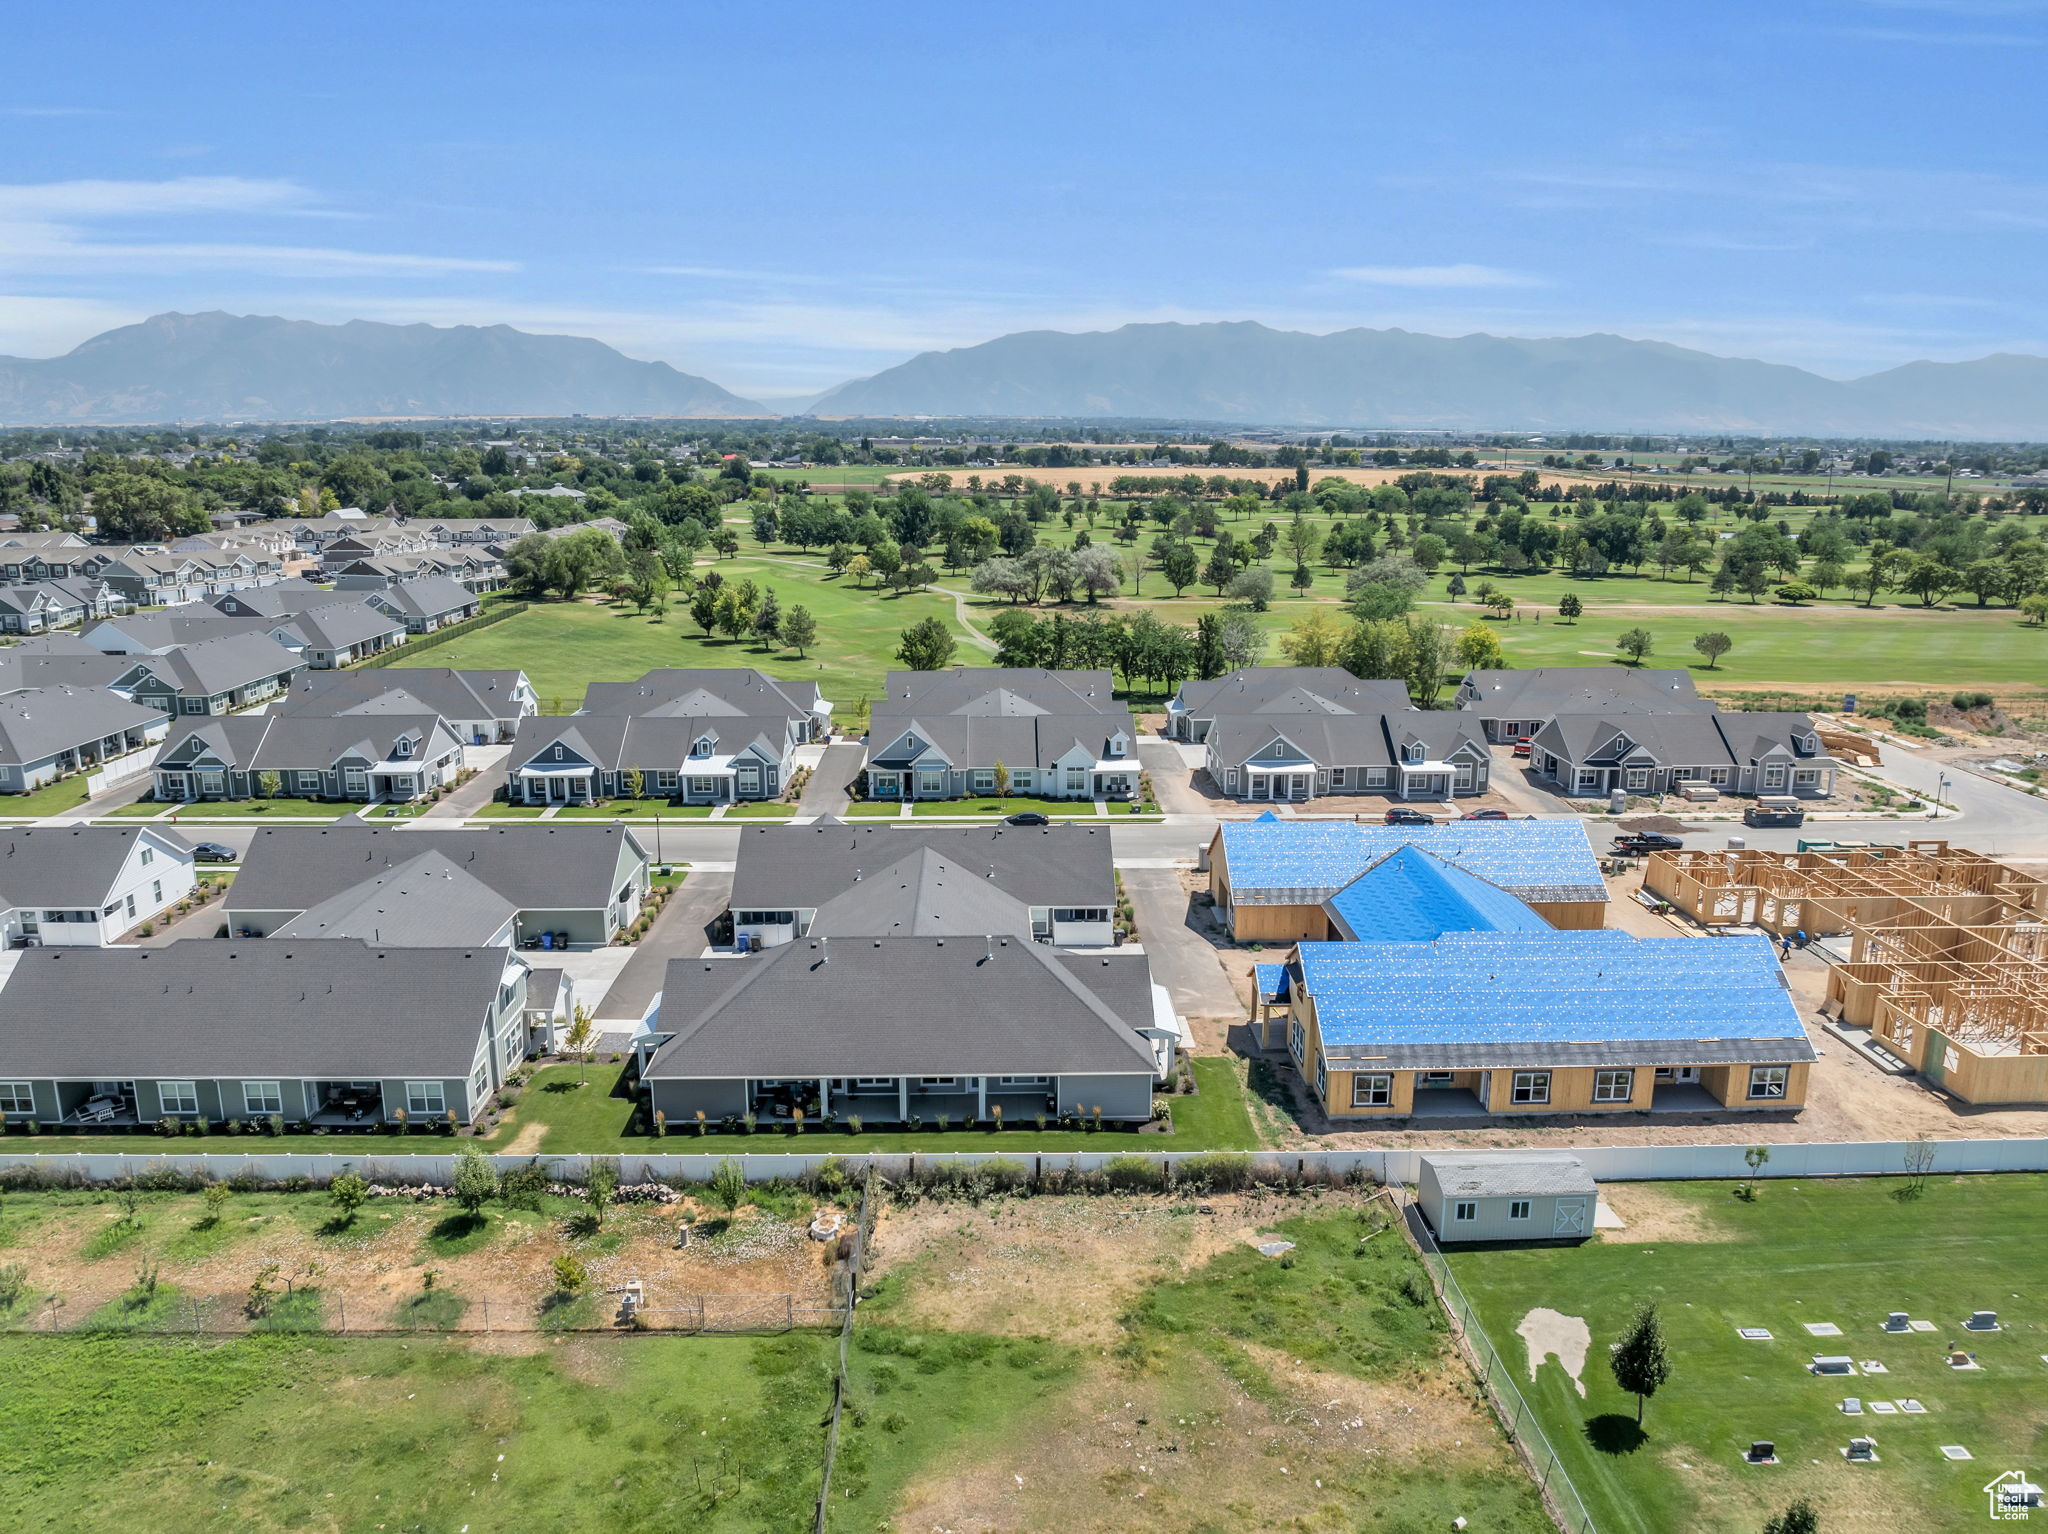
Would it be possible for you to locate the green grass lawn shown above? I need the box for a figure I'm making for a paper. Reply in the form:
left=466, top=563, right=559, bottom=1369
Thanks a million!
left=387, top=568, right=976, bottom=715
left=0, top=773, right=95, bottom=819
left=1, top=1329, right=833, bottom=1532
left=722, top=802, right=798, bottom=818
left=102, top=799, right=374, bottom=823
left=1447, top=1174, right=2048, bottom=1534
left=549, top=801, right=719, bottom=819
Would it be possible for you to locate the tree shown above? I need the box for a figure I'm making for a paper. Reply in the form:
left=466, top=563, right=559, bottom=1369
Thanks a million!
left=1762, top=1498, right=1819, bottom=1534
left=1772, top=582, right=1817, bottom=605
left=1616, top=627, right=1655, bottom=666
left=91, top=472, right=206, bottom=542
left=709, top=1157, right=747, bottom=1214
left=895, top=616, right=957, bottom=671
left=1736, top=561, right=1773, bottom=603
left=1558, top=593, right=1583, bottom=624
left=1454, top=622, right=1505, bottom=671
left=1896, top=552, right=1958, bottom=608
left=1692, top=631, right=1733, bottom=669
left=992, top=759, right=1010, bottom=795
left=1855, top=542, right=1895, bottom=607
left=844, top=552, right=873, bottom=588
left=781, top=604, right=818, bottom=657
left=1610, top=1301, right=1672, bottom=1424
left=329, top=1171, right=368, bottom=1224
left=2022, top=593, right=2048, bottom=626
left=1962, top=557, right=2008, bottom=607
left=583, top=1157, right=619, bottom=1226
left=1278, top=610, right=1345, bottom=667
left=1400, top=616, right=1457, bottom=707
left=452, top=1145, right=498, bottom=1216
left=1227, top=566, right=1274, bottom=612
left=750, top=587, right=782, bottom=649
left=1161, top=541, right=1200, bottom=596
left=564, top=1004, right=597, bottom=1087
left=256, top=770, right=283, bottom=799
left=1203, top=543, right=1238, bottom=595
left=1070, top=544, right=1122, bottom=603
left=1218, top=611, right=1265, bottom=669
left=687, top=582, right=719, bottom=636
left=1346, top=554, right=1429, bottom=621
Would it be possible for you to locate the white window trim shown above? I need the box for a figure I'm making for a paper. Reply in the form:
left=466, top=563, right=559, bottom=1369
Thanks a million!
left=1351, top=1073, right=1392, bottom=1108
left=1508, top=1199, right=1532, bottom=1220
left=159, top=1080, right=199, bottom=1115
left=0, top=1081, right=34, bottom=1115
left=404, top=1080, right=447, bottom=1116
left=1592, top=1069, right=1635, bottom=1103
left=242, top=1081, right=283, bottom=1115
left=1748, top=1065, right=1789, bottom=1100
left=1510, top=1070, right=1551, bottom=1105
left=1453, top=1201, right=1478, bottom=1222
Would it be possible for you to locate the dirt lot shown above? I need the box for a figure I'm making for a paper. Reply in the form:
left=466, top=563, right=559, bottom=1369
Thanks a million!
left=2, top=1191, right=837, bottom=1331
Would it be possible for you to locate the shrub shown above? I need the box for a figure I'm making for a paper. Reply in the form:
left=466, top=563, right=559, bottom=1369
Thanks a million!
left=499, top=1158, right=548, bottom=1212
left=845, top=1114, right=861, bottom=1136
left=329, top=1171, right=369, bottom=1221
left=1102, top=1155, right=1165, bottom=1192
left=708, top=1157, right=746, bottom=1214
left=1171, top=1153, right=1256, bottom=1193
left=0, top=1261, right=26, bottom=1308
left=1952, top=691, right=1994, bottom=711
left=651, top=1109, right=666, bottom=1138
left=551, top=1253, right=588, bottom=1295
left=201, top=1182, right=231, bottom=1225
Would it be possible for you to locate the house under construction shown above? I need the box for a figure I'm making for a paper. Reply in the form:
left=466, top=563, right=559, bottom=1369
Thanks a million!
left=1644, top=842, right=2048, bottom=1104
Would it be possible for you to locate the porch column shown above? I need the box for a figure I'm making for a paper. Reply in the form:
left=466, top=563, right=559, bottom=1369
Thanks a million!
left=898, top=1077, right=908, bottom=1123
left=976, top=1076, right=987, bottom=1119
left=818, top=1077, right=830, bottom=1117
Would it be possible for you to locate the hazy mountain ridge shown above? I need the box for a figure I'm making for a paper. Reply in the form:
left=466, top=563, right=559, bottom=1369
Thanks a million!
left=809, top=321, right=2048, bottom=437
left=0, top=311, right=766, bottom=424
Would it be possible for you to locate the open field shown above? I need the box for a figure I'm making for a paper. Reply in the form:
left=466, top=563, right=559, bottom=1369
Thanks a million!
left=1448, top=1174, right=2048, bottom=1534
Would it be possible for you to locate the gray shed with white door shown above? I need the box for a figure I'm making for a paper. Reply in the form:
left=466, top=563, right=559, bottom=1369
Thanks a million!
left=1417, top=1152, right=1597, bottom=1243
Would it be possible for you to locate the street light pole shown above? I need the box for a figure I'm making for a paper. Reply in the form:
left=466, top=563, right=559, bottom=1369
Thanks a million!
left=1933, top=774, right=1949, bottom=820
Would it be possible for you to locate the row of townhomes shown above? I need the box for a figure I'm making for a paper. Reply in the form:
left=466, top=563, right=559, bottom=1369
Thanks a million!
left=0, top=824, right=645, bottom=1130
left=504, top=669, right=830, bottom=806
left=1215, top=818, right=1815, bottom=1122
left=863, top=668, right=1140, bottom=801
left=636, top=821, right=1184, bottom=1127
left=1166, top=666, right=1835, bottom=803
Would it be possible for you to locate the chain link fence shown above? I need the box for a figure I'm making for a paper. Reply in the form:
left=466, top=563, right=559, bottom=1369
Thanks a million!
left=1402, top=1204, right=1600, bottom=1534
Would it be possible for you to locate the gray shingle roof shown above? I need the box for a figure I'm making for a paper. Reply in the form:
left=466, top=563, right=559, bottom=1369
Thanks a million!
left=1174, top=668, right=1412, bottom=720
left=85, top=607, right=274, bottom=652
left=0, top=826, right=187, bottom=908
left=579, top=668, right=823, bottom=718
left=645, top=936, right=1158, bottom=1079
left=366, top=576, right=476, bottom=621
left=879, top=667, right=1120, bottom=715
left=0, top=938, right=508, bottom=1078
left=1205, top=712, right=1485, bottom=773
left=271, top=851, right=517, bottom=945
left=508, top=714, right=784, bottom=772
left=729, top=822, right=1113, bottom=911
left=1456, top=667, right=1707, bottom=719
left=285, top=600, right=405, bottom=651
left=1421, top=1153, right=1596, bottom=1198
left=158, top=713, right=455, bottom=774
left=0, top=686, right=164, bottom=767
left=278, top=667, right=530, bottom=723
left=128, top=632, right=302, bottom=696
left=226, top=825, right=644, bottom=917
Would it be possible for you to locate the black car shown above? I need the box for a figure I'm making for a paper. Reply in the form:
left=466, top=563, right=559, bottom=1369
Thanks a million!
left=1384, top=807, right=1436, bottom=826
left=1004, top=811, right=1050, bottom=826
left=1612, top=832, right=1684, bottom=856
left=191, top=842, right=237, bottom=863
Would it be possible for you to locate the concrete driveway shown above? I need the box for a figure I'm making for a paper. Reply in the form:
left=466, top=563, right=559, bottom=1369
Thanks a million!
left=799, top=741, right=866, bottom=818
left=1118, top=865, right=1244, bottom=1022
left=1138, top=739, right=1224, bottom=816
left=425, top=745, right=512, bottom=819
left=594, top=867, right=733, bottom=1022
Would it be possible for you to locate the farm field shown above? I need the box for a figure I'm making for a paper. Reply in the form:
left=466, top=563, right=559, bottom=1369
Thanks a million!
left=1447, top=1174, right=2048, bottom=1534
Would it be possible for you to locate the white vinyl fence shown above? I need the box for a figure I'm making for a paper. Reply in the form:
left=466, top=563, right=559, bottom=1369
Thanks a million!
left=2, top=1137, right=2045, bottom=1187
left=85, top=743, right=160, bottom=797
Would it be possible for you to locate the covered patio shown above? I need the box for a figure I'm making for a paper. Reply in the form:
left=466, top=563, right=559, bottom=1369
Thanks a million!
left=746, top=1077, right=1062, bottom=1125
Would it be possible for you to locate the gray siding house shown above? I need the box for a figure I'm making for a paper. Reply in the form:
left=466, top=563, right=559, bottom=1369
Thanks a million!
left=1205, top=713, right=1492, bottom=802
left=275, top=666, right=537, bottom=744
left=640, top=936, right=1164, bottom=1127
left=1417, top=1153, right=1597, bottom=1243
left=152, top=714, right=464, bottom=805
left=864, top=668, right=1137, bottom=802
left=0, top=686, right=169, bottom=795
left=0, top=940, right=528, bottom=1130
left=0, top=825, right=197, bottom=947
left=1166, top=667, right=1413, bottom=742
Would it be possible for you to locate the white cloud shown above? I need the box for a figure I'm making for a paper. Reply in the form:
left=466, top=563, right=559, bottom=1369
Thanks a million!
left=0, top=176, right=310, bottom=218
left=1330, top=263, right=1543, bottom=289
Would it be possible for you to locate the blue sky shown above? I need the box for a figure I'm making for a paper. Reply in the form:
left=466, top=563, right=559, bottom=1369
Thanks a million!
left=2, top=0, right=2044, bottom=400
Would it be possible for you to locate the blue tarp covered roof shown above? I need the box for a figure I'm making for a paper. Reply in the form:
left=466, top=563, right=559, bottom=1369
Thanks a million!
left=1218, top=819, right=1606, bottom=903
left=1298, top=931, right=1807, bottom=1049
left=1325, top=845, right=1555, bottom=942
left=1253, top=961, right=1289, bottom=1001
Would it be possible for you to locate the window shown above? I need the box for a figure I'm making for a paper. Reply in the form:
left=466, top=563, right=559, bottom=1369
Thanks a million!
left=1313, top=1053, right=1327, bottom=1097
left=297, top=771, right=321, bottom=791
left=854, top=1078, right=896, bottom=1090
left=1794, top=768, right=1820, bottom=786
left=151, top=880, right=162, bottom=904
left=159, top=1081, right=199, bottom=1115
left=1454, top=767, right=1474, bottom=790
left=653, top=771, right=677, bottom=790
left=0, top=1082, right=34, bottom=1115
left=1510, top=1071, right=1551, bottom=1105
left=1593, top=1069, right=1634, bottom=1103
left=972, top=770, right=995, bottom=790
left=1421, top=1070, right=1454, bottom=1084
left=198, top=770, right=224, bottom=794
left=1065, top=768, right=1086, bottom=792
left=1351, top=1073, right=1392, bottom=1108
left=140, top=847, right=153, bottom=867
left=342, top=768, right=368, bottom=794
left=1625, top=768, right=1650, bottom=790
left=405, top=1081, right=446, bottom=1116
left=1330, top=767, right=1346, bottom=788
left=998, top=1076, right=1049, bottom=1086
left=472, top=1061, right=490, bottom=1099
left=1747, top=1066, right=1789, bottom=1100
left=1288, top=1019, right=1305, bottom=1062
left=1509, top=1199, right=1532, bottom=1221
left=688, top=776, right=717, bottom=795
left=242, top=1081, right=282, bottom=1115
left=1577, top=770, right=1600, bottom=789
left=1453, top=1201, right=1478, bottom=1222
left=1052, top=907, right=1110, bottom=924
left=1365, top=768, right=1388, bottom=788
left=917, top=1077, right=959, bottom=1088
left=1709, top=767, right=1731, bottom=785
left=735, top=910, right=796, bottom=926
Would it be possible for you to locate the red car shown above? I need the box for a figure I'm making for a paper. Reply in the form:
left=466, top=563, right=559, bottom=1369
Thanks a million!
left=1512, top=736, right=1533, bottom=758
left=1459, top=809, right=1510, bottom=821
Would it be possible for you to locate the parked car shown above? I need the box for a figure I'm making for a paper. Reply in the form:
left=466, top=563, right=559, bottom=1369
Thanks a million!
left=1384, top=807, right=1437, bottom=826
left=1512, top=736, right=1533, bottom=758
left=191, top=841, right=237, bottom=863
left=1459, top=809, right=1510, bottom=821
left=1004, top=811, right=1050, bottom=826
left=1612, top=832, right=1684, bottom=855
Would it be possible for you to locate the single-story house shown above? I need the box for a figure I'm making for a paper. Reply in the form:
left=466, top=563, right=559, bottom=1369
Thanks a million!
left=1417, top=1153, right=1598, bottom=1243
left=0, top=686, right=169, bottom=795
left=420, top=517, right=535, bottom=545
left=275, top=666, right=536, bottom=744
left=1208, top=818, right=1610, bottom=941
left=1204, top=712, right=1492, bottom=801
left=0, top=579, right=129, bottom=635
left=364, top=575, right=481, bottom=634
left=1453, top=666, right=1708, bottom=743
left=866, top=669, right=1137, bottom=802
left=1166, top=667, right=1413, bottom=742
left=1531, top=712, right=1837, bottom=799
left=1266, top=929, right=1814, bottom=1121
left=152, top=714, right=464, bottom=804
left=0, top=939, right=528, bottom=1129
left=283, top=600, right=408, bottom=668
left=224, top=824, right=650, bottom=950
left=209, top=579, right=353, bottom=619
left=82, top=604, right=276, bottom=654
left=727, top=821, right=1118, bottom=950
left=505, top=715, right=792, bottom=805
left=0, top=825, right=197, bottom=947
left=114, top=632, right=306, bottom=716
left=578, top=668, right=832, bottom=742
left=638, top=936, right=1168, bottom=1126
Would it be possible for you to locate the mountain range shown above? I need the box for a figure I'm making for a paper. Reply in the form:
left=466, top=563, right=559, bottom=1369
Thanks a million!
left=810, top=321, right=2048, bottom=438
left=4, top=312, right=2047, bottom=438
left=0, top=311, right=764, bottom=424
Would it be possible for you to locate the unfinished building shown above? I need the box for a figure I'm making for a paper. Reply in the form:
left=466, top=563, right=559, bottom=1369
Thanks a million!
left=1644, top=843, right=2048, bottom=1104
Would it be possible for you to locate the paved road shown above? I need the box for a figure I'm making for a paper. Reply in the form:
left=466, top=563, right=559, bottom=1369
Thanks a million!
left=595, top=868, right=733, bottom=1021
left=1118, top=865, right=1243, bottom=1019
left=798, top=742, right=865, bottom=818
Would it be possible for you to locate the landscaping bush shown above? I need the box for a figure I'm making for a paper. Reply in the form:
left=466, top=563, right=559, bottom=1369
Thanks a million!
left=1102, top=1154, right=1166, bottom=1192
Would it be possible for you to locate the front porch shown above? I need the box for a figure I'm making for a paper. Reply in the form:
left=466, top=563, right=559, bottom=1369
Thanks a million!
left=743, top=1078, right=1076, bottom=1125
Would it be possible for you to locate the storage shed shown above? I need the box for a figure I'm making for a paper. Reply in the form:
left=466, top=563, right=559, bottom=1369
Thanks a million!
left=1418, top=1152, right=1597, bottom=1243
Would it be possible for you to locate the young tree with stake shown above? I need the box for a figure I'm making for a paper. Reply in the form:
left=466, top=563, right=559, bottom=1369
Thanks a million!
left=1611, top=1301, right=1673, bottom=1424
